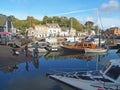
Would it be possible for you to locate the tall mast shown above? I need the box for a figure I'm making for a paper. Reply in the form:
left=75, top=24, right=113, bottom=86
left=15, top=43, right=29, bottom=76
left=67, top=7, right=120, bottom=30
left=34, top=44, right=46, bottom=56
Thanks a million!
left=96, top=8, right=101, bottom=47
left=70, top=18, right=72, bottom=30
left=70, top=18, right=72, bottom=35
left=96, top=8, right=99, bottom=35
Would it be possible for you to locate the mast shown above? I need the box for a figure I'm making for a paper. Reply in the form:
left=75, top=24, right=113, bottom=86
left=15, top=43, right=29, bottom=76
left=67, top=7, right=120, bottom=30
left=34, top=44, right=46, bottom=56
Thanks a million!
left=96, top=8, right=101, bottom=47
left=70, top=18, right=72, bottom=35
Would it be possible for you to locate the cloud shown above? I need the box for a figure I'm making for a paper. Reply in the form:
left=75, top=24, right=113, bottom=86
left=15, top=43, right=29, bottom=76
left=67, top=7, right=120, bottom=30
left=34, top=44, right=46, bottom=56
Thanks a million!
left=52, top=8, right=97, bottom=16
left=100, top=0, right=120, bottom=11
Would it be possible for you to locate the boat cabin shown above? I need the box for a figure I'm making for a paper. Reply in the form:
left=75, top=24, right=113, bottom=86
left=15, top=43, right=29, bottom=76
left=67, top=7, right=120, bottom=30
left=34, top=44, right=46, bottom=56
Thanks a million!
left=74, top=41, right=96, bottom=49
left=101, top=59, right=120, bottom=84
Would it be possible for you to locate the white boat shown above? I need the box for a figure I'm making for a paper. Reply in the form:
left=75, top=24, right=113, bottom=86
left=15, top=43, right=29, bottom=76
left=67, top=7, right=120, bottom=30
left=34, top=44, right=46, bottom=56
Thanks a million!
left=28, top=47, right=47, bottom=53
left=46, top=59, right=120, bottom=90
left=45, top=37, right=59, bottom=52
left=85, top=48, right=108, bottom=53
left=84, top=35, right=106, bottom=46
left=27, top=41, right=50, bottom=53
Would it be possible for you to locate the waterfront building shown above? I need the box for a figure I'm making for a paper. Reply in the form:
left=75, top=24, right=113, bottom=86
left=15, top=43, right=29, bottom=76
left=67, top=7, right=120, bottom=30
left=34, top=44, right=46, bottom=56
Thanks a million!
left=27, top=24, right=61, bottom=38
left=60, top=27, right=76, bottom=37
left=46, top=23, right=61, bottom=37
left=60, top=27, right=69, bottom=37
left=105, top=27, right=120, bottom=36
left=27, top=25, right=49, bottom=38
left=27, top=23, right=77, bottom=38
left=69, top=28, right=76, bottom=37
left=0, top=14, right=14, bottom=33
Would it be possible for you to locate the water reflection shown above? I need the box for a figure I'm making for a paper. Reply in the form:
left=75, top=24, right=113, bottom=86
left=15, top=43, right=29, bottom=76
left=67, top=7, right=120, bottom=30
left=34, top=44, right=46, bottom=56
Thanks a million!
left=0, top=64, right=19, bottom=73
left=0, top=50, right=117, bottom=73
left=44, top=51, right=108, bottom=61
left=0, top=57, right=41, bottom=73
left=0, top=50, right=120, bottom=90
left=32, top=58, right=39, bottom=69
left=25, top=61, right=29, bottom=72
left=43, top=51, right=109, bottom=73
left=24, top=57, right=40, bottom=72
left=0, top=51, right=109, bottom=73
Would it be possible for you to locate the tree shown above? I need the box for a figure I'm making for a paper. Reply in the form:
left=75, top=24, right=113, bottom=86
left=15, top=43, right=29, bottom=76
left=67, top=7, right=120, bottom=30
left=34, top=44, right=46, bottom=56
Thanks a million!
left=52, top=16, right=61, bottom=24
left=69, top=17, right=83, bottom=31
left=59, top=16, right=69, bottom=27
left=85, top=21, right=94, bottom=30
left=42, top=16, right=53, bottom=24
left=26, top=16, right=41, bottom=27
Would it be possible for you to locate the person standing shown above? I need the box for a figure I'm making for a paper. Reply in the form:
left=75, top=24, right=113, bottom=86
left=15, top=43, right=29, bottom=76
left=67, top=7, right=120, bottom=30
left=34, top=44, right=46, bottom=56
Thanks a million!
left=24, top=45, right=28, bottom=57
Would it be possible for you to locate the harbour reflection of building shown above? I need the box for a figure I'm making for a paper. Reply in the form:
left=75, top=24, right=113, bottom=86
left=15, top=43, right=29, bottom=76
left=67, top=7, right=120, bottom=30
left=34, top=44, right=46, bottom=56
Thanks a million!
left=61, top=54, right=95, bottom=61
left=44, top=52, right=62, bottom=60
left=44, top=52, right=95, bottom=61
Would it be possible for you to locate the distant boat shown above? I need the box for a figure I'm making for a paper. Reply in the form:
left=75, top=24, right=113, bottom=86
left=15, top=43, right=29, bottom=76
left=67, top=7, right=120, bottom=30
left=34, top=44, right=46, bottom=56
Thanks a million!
left=84, top=35, right=106, bottom=46
left=46, top=59, right=120, bottom=90
left=61, top=40, right=96, bottom=54
left=27, top=41, right=50, bottom=53
left=45, top=37, right=59, bottom=52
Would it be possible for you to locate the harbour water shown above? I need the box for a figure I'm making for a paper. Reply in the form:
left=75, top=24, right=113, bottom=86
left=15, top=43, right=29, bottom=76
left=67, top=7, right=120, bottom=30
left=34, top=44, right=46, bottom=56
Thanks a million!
left=0, top=49, right=120, bottom=90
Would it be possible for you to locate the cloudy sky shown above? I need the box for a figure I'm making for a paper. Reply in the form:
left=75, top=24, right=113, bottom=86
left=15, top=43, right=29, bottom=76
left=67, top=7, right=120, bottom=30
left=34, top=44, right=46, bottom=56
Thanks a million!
left=0, top=0, right=120, bottom=29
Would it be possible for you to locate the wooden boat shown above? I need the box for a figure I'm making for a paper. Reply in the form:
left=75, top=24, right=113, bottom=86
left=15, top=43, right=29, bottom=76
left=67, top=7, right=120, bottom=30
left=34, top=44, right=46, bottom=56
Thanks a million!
left=61, top=40, right=96, bottom=53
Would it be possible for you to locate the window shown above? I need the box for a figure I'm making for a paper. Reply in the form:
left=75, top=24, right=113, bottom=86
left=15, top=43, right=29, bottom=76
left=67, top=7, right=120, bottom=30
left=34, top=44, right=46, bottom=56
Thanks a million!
left=106, top=65, right=120, bottom=80
left=102, top=62, right=111, bottom=73
left=88, top=44, right=91, bottom=46
left=84, top=44, right=87, bottom=47
left=78, top=44, right=83, bottom=46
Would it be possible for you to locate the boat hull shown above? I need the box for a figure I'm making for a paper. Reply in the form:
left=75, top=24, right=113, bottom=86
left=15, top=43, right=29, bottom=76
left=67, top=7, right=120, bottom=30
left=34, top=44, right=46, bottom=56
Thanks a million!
left=61, top=41, right=96, bottom=54
left=48, top=73, right=120, bottom=90
left=48, top=75, right=99, bottom=90
left=47, top=59, right=120, bottom=90
left=85, top=48, right=107, bottom=53
left=61, top=46, right=85, bottom=54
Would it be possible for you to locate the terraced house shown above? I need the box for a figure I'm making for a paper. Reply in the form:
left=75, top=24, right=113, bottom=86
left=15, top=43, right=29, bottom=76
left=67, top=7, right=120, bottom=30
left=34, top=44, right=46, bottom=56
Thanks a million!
left=0, top=14, right=14, bottom=32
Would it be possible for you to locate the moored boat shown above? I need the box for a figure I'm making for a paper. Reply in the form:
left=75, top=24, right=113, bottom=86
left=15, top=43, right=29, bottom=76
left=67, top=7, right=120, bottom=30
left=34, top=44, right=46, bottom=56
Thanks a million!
left=84, top=35, right=106, bottom=46
left=61, top=40, right=96, bottom=54
left=85, top=48, right=108, bottom=53
left=27, top=41, right=50, bottom=53
left=47, top=59, right=120, bottom=90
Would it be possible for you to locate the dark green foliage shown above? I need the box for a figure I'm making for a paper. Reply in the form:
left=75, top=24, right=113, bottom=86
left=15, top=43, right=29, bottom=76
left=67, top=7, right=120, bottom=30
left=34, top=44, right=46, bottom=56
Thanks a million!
left=8, top=15, right=41, bottom=35
left=8, top=15, right=98, bottom=35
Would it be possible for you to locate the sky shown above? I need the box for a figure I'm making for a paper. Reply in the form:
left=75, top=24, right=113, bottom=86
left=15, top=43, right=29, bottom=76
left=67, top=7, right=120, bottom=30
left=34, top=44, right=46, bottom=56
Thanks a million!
left=0, top=0, right=120, bottom=29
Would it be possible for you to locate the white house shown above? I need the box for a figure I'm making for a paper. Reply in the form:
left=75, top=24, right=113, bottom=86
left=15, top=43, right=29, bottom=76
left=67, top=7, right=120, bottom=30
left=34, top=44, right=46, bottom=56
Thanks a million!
left=47, top=24, right=61, bottom=37
left=27, top=25, right=48, bottom=38
left=60, top=27, right=76, bottom=37
left=0, top=15, right=14, bottom=33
